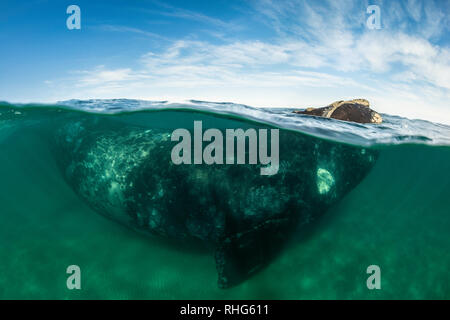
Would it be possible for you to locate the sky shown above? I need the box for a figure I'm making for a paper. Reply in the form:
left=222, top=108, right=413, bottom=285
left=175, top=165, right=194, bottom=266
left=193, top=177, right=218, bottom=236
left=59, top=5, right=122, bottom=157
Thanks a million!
left=0, top=0, right=449, bottom=123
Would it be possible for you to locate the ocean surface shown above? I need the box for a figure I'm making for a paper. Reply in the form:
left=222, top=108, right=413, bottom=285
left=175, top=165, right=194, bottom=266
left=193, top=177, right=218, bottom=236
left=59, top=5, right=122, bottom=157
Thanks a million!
left=0, top=99, right=449, bottom=299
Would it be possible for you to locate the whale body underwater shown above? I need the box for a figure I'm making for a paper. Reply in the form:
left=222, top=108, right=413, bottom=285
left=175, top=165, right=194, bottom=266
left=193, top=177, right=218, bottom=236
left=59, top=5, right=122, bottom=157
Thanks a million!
left=50, top=109, right=378, bottom=288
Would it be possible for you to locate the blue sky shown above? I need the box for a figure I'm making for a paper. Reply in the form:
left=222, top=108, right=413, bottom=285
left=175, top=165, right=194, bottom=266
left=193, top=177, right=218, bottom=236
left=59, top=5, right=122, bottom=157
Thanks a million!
left=0, top=0, right=449, bottom=123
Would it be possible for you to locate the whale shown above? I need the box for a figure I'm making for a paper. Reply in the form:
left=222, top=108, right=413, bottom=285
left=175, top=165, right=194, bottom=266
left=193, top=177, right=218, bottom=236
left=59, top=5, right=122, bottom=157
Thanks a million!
left=293, top=99, right=383, bottom=124
left=52, top=110, right=378, bottom=288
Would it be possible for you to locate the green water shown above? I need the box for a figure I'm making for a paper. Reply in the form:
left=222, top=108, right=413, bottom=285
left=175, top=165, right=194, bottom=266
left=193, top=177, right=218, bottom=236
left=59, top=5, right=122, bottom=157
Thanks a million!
left=0, top=104, right=449, bottom=299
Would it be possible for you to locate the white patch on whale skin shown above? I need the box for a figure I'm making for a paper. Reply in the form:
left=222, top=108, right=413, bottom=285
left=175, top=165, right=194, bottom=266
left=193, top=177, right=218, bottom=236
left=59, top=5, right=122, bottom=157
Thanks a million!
left=316, top=168, right=335, bottom=194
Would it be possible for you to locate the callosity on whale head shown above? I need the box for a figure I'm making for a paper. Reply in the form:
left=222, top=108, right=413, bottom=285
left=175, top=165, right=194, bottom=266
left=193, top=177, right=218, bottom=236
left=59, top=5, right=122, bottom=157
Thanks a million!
left=52, top=112, right=378, bottom=288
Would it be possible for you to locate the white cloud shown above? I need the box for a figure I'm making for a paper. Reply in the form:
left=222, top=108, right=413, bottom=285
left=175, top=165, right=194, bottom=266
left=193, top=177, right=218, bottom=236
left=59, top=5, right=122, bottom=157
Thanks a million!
left=73, top=66, right=150, bottom=87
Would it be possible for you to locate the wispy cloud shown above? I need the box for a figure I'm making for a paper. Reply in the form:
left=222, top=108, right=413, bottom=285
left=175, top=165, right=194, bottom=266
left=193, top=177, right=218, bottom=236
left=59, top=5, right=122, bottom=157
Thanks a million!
left=96, top=24, right=169, bottom=40
left=73, top=65, right=151, bottom=87
left=144, top=0, right=239, bottom=30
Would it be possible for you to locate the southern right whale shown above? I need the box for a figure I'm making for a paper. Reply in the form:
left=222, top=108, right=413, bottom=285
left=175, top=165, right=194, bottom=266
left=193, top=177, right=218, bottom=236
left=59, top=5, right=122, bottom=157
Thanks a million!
left=52, top=110, right=378, bottom=288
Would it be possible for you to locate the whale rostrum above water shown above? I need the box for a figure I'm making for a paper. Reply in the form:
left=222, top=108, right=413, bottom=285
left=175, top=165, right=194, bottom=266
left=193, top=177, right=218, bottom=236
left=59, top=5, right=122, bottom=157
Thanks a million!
left=53, top=112, right=378, bottom=288
left=293, top=99, right=383, bottom=124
